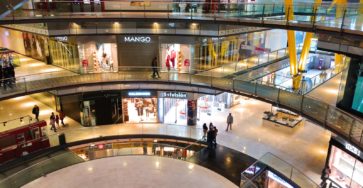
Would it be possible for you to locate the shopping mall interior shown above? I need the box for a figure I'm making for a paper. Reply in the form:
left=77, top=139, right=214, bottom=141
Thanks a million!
left=0, top=0, right=363, bottom=187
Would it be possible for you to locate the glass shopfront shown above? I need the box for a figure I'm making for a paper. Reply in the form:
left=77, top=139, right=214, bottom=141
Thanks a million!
left=80, top=93, right=122, bottom=126
left=325, top=137, right=363, bottom=188
left=158, top=92, right=188, bottom=125
left=122, top=91, right=158, bottom=123
left=160, top=43, right=193, bottom=73
left=197, top=92, right=238, bottom=118
left=78, top=42, right=118, bottom=73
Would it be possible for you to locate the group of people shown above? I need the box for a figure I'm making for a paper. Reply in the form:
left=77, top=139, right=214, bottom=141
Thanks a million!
left=49, top=111, right=65, bottom=132
left=0, top=54, right=16, bottom=89
left=32, top=105, right=65, bottom=133
left=201, top=113, right=234, bottom=150
left=202, top=123, right=218, bottom=150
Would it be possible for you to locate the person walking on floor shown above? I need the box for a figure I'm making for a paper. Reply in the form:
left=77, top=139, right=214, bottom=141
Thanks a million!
left=226, top=113, right=233, bottom=131
left=49, top=112, right=57, bottom=132
left=59, top=110, right=65, bottom=126
left=202, top=123, right=208, bottom=140
left=207, top=128, right=214, bottom=150
left=32, top=105, right=40, bottom=121
left=151, top=56, right=160, bottom=79
left=213, top=126, right=218, bottom=148
left=55, top=114, right=60, bottom=128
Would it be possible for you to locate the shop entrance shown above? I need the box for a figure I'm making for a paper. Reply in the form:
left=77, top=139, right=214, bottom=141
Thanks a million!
left=163, top=98, right=187, bottom=125
left=81, top=93, right=122, bottom=126
left=122, top=98, right=157, bottom=123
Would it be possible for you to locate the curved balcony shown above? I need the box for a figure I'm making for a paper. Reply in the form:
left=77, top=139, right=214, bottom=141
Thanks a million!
left=1, top=2, right=363, bottom=38
left=0, top=67, right=362, bottom=153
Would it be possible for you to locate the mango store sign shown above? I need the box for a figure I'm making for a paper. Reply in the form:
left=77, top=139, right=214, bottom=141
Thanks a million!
left=124, top=36, right=151, bottom=43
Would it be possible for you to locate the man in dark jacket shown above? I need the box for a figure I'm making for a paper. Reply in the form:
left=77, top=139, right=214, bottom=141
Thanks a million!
left=151, top=57, right=160, bottom=79
left=32, top=105, right=40, bottom=121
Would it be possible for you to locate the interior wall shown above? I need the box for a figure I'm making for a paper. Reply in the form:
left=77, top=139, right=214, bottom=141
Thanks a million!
left=0, top=27, right=26, bottom=55
left=60, top=94, right=81, bottom=123
left=117, top=35, right=159, bottom=67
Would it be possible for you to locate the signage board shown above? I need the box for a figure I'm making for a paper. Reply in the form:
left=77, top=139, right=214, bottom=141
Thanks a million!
left=160, top=92, right=188, bottom=99
left=124, top=36, right=151, bottom=43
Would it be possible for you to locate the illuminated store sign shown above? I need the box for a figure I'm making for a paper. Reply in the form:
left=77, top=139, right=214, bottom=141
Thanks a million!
left=124, top=36, right=151, bottom=43
left=128, top=91, right=151, bottom=97
left=161, top=92, right=187, bottom=99
left=54, top=36, right=68, bottom=42
left=345, top=143, right=361, bottom=157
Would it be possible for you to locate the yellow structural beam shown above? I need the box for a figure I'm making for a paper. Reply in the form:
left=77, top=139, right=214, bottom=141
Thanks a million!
left=284, top=0, right=300, bottom=90
left=284, top=0, right=298, bottom=77
left=298, top=0, right=322, bottom=71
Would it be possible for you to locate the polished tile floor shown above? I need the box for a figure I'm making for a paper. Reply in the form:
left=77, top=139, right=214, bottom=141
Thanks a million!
left=0, top=94, right=330, bottom=184
left=0, top=54, right=337, bottom=184
left=23, top=155, right=238, bottom=188
left=307, top=72, right=342, bottom=106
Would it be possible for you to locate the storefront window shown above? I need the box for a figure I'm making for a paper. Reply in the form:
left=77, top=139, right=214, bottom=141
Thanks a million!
left=328, top=146, right=363, bottom=188
left=161, top=98, right=187, bottom=125
left=78, top=42, right=118, bottom=73
left=122, top=97, right=157, bottom=123
left=81, top=100, right=97, bottom=127
left=160, top=43, right=192, bottom=72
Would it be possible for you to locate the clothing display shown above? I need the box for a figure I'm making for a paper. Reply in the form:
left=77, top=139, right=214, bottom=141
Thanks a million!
left=161, top=44, right=192, bottom=73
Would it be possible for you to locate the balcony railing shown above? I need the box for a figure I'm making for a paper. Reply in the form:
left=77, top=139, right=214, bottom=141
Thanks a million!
left=1, top=2, right=362, bottom=36
left=0, top=67, right=362, bottom=153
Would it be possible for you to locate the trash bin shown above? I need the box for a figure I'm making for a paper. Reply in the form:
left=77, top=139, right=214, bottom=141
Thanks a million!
left=58, top=133, right=66, bottom=146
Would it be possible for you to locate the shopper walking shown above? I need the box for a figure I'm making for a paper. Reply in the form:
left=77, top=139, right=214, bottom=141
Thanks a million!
left=226, top=113, right=233, bottom=131
left=151, top=57, right=160, bottom=79
left=213, top=126, right=218, bottom=148
left=32, top=105, right=40, bottom=121
left=207, top=128, right=214, bottom=150
left=59, top=110, right=65, bottom=126
left=202, top=123, right=208, bottom=140
left=55, top=114, right=60, bottom=128
left=49, top=112, right=57, bottom=132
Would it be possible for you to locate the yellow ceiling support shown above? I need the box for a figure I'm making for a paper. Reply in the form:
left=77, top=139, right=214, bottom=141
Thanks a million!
left=287, top=31, right=298, bottom=76
left=284, top=0, right=300, bottom=90
left=298, top=0, right=322, bottom=71
left=208, top=39, right=217, bottom=65
left=335, top=0, right=347, bottom=18
left=284, top=0, right=298, bottom=77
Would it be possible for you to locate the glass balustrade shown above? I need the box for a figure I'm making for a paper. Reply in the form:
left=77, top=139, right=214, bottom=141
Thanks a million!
left=1, top=2, right=362, bottom=35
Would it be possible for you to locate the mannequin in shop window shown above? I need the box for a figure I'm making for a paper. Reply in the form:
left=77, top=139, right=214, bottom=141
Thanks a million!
left=136, top=100, right=144, bottom=122
left=101, top=53, right=111, bottom=72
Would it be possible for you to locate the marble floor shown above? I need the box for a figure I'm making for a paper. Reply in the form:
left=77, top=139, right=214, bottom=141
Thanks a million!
left=14, top=54, right=76, bottom=81
left=307, top=72, right=342, bottom=106
left=0, top=93, right=330, bottom=184
left=23, top=155, right=237, bottom=188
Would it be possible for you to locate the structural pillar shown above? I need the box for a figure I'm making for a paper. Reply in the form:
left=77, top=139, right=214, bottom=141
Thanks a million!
left=285, top=0, right=300, bottom=90
left=298, top=0, right=322, bottom=72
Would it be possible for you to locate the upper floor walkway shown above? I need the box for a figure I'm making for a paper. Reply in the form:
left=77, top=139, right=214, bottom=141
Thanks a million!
left=1, top=2, right=362, bottom=38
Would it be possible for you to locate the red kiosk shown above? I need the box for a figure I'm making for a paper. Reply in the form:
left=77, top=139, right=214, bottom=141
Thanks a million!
left=0, top=120, right=50, bottom=164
